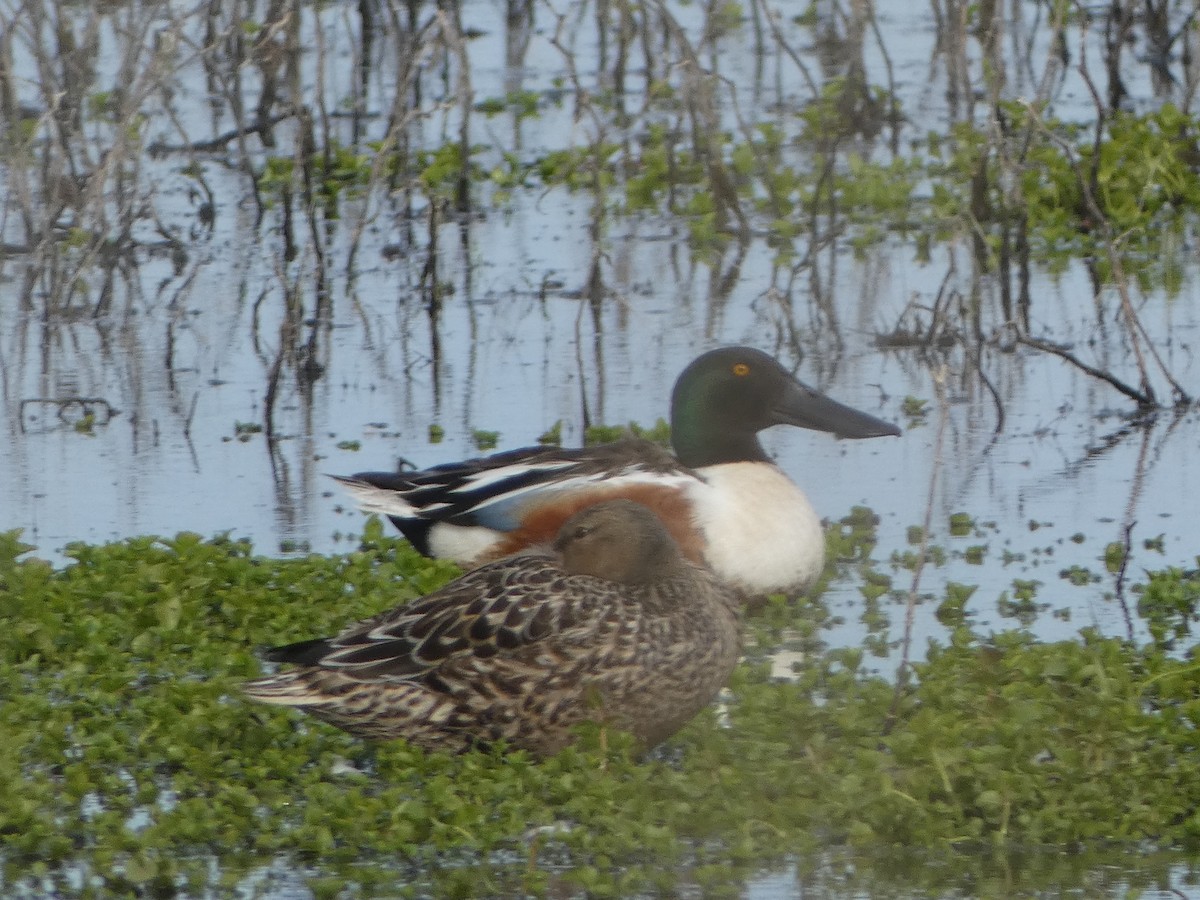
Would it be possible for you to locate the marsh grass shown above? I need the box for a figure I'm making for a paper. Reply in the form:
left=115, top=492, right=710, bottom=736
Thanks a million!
left=5, top=521, right=1200, bottom=895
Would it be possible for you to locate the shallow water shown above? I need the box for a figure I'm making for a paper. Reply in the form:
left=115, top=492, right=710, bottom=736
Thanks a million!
left=4, top=0, right=1200, bottom=895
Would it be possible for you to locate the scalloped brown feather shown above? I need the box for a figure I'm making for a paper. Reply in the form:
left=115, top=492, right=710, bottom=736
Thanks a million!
left=244, top=500, right=741, bottom=756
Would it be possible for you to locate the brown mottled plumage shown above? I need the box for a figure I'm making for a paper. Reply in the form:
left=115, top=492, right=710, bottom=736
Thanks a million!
left=243, top=500, right=741, bottom=757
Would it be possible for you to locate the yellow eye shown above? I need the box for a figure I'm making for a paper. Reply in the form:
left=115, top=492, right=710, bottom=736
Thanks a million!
left=732, top=363, right=750, bottom=377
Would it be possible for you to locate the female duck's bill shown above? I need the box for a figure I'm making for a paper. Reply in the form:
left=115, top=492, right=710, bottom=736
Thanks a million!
left=243, top=499, right=742, bottom=757
left=334, top=346, right=900, bottom=597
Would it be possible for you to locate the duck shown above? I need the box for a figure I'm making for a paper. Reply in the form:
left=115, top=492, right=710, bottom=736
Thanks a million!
left=334, top=346, right=900, bottom=597
left=243, top=500, right=742, bottom=756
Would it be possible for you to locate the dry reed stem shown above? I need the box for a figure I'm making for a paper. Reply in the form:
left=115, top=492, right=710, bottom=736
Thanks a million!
left=885, top=362, right=949, bottom=732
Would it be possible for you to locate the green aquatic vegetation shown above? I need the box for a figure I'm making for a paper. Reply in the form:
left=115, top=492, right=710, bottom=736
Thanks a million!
left=797, top=77, right=895, bottom=149
left=859, top=591, right=890, bottom=644
left=599, top=98, right=919, bottom=252
left=834, top=154, right=919, bottom=226
left=536, top=420, right=562, bottom=446
left=417, top=142, right=483, bottom=200
left=963, top=545, right=987, bottom=564
left=893, top=543, right=948, bottom=570
left=262, top=139, right=489, bottom=218
left=901, top=395, right=929, bottom=423
left=924, top=102, right=1200, bottom=287
left=1104, top=541, right=1127, bottom=573
left=1136, top=566, right=1200, bottom=648
left=475, top=90, right=541, bottom=120
left=936, top=582, right=977, bottom=626
left=1023, top=103, right=1200, bottom=244
left=258, top=143, right=376, bottom=211
left=1059, top=565, right=1100, bottom=586
left=6, top=526, right=1200, bottom=895
left=582, top=418, right=670, bottom=447
left=998, top=580, right=1044, bottom=626
left=624, top=123, right=707, bottom=213
left=485, top=152, right=529, bottom=205
left=948, top=513, right=974, bottom=536
left=470, top=429, right=500, bottom=451
left=829, top=506, right=884, bottom=564
left=253, top=44, right=1200, bottom=294
left=537, top=144, right=621, bottom=193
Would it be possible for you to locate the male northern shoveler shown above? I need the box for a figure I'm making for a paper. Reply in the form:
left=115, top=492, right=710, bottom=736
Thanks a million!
left=243, top=500, right=741, bottom=756
left=335, top=346, right=900, bottom=597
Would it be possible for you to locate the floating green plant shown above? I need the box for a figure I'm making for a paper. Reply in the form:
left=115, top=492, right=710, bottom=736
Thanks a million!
left=536, top=420, right=562, bottom=446
left=949, top=512, right=975, bottom=536
left=471, top=429, right=500, bottom=451
left=5, top=521, right=1200, bottom=896
left=232, top=421, right=262, bottom=443
left=582, top=418, right=670, bottom=447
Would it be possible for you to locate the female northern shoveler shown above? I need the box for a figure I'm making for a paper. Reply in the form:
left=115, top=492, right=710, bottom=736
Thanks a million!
left=335, top=346, right=900, bottom=597
left=243, top=500, right=741, bottom=756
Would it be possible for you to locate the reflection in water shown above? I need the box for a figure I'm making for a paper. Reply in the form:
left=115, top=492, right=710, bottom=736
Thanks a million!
left=6, top=2, right=1200, bottom=897
left=746, top=845, right=1200, bottom=899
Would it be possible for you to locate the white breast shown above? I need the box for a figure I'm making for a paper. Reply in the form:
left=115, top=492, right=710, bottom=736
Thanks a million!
left=688, top=462, right=825, bottom=596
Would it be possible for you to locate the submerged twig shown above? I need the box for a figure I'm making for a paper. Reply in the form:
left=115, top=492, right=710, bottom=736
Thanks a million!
left=1113, top=519, right=1137, bottom=642
left=885, top=364, right=949, bottom=733
left=1013, top=333, right=1156, bottom=408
